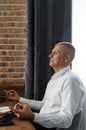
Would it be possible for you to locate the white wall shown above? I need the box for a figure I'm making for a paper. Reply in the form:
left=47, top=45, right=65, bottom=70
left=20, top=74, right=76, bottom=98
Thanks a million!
left=72, top=0, right=86, bottom=87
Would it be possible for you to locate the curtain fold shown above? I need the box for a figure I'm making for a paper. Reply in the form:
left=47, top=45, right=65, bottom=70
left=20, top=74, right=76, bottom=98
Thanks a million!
left=25, top=0, right=72, bottom=100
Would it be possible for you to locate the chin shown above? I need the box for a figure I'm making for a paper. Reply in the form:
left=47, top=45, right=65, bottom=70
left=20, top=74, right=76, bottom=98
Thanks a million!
left=49, top=63, right=53, bottom=67
left=49, top=64, right=51, bottom=66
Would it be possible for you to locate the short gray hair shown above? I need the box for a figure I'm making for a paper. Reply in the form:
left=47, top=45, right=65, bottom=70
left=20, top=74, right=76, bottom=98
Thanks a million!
left=55, top=41, right=75, bottom=62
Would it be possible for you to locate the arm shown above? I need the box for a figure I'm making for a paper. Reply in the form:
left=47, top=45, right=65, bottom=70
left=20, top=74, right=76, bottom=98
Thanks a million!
left=19, top=97, right=43, bottom=111
left=13, top=103, right=71, bottom=128
left=5, top=89, right=43, bottom=111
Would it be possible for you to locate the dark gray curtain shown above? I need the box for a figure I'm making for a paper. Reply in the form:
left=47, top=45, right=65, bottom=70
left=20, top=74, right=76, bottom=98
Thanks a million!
left=25, top=0, right=72, bottom=100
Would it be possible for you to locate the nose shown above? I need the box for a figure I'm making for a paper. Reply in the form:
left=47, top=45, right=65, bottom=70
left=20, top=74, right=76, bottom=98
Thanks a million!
left=49, top=53, right=52, bottom=58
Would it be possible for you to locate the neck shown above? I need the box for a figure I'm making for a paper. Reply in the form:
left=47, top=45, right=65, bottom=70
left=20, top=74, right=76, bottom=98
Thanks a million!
left=54, top=65, right=68, bottom=73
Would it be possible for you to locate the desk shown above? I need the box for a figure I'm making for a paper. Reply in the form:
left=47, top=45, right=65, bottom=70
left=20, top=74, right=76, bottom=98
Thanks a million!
left=0, top=99, right=36, bottom=130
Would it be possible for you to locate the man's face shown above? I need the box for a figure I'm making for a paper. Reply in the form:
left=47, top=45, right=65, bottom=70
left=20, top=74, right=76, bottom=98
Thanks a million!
left=49, top=44, right=67, bottom=71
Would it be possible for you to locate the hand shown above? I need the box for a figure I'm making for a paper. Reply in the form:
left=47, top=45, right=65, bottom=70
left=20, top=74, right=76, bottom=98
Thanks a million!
left=13, top=103, right=35, bottom=121
left=4, top=90, right=20, bottom=102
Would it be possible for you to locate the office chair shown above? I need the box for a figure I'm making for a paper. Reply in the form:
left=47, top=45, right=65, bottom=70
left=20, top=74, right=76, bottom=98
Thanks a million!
left=60, top=111, right=82, bottom=130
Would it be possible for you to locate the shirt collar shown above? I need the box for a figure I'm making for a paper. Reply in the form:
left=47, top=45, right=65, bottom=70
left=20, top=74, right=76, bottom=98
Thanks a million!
left=51, top=66, right=70, bottom=79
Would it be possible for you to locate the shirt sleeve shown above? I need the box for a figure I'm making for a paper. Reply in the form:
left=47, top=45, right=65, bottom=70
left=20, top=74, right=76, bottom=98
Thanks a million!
left=34, top=78, right=84, bottom=128
left=19, top=97, right=43, bottom=111
left=34, top=111, right=71, bottom=128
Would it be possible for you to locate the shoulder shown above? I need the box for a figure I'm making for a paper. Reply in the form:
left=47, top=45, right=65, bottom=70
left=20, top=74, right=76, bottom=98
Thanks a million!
left=65, top=70, right=82, bottom=81
left=63, top=70, right=84, bottom=90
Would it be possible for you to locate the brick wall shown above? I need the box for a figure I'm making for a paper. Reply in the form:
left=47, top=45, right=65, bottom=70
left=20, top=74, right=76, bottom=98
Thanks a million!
left=0, top=0, right=27, bottom=88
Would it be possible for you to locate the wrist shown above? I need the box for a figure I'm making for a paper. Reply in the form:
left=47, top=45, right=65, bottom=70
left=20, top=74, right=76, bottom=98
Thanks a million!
left=15, top=96, right=20, bottom=102
left=30, top=112, right=35, bottom=121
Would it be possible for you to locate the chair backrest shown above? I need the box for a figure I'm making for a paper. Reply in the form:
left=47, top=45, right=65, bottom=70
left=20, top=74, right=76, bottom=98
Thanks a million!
left=60, top=111, right=82, bottom=130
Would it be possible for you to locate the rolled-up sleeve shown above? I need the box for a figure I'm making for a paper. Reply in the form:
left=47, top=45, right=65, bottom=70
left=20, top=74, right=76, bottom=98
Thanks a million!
left=19, top=97, right=43, bottom=111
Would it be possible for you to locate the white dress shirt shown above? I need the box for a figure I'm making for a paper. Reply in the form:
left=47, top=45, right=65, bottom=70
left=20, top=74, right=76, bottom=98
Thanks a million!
left=19, top=66, right=84, bottom=129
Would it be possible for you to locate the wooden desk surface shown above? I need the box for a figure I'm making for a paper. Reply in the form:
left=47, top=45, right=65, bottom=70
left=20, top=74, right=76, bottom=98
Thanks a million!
left=0, top=99, right=36, bottom=130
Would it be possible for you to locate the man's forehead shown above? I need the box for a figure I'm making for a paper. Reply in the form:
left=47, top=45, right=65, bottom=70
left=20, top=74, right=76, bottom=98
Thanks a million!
left=52, top=44, right=68, bottom=53
left=54, top=44, right=64, bottom=49
left=52, top=45, right=62, bottom=52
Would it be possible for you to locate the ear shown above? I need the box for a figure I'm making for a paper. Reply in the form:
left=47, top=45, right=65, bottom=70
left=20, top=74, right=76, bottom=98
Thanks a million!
left=64, top=55, right=70, bottom=63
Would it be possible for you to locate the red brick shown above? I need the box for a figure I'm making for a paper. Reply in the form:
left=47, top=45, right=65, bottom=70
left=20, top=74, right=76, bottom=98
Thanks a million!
left=0, top=45, right=15, bottom=50
left=0, top=34, right=26, bottom=38
left=0, top=62, right=9, bottom=67
left=16, top=45, right=26, bottom=50
left=0, top=5, right=27, bottom=11
left=15, top=57, right=26, bottom=61
left=0, top=68, right=9, bottom=72
left=0, top=39, right=8, bottom=44
left=8, top=73, right=24, bottom=78
left=8, top=51, right=25, bottom=56
left=8, top=28, right=26, bottom=33
left=0, top=74, right=8, bottom=78
left=16, top=22, right=27, bottom=27
left=8, top=0, right=27, bottom=4
left=0, top=51, right=7, bottom=55
left=15, top=68, right=25, bottom=72
left=10, top=62, right=25, bottom=67
left=0, top=0, right=8, bottom=4
left=9, top=39, right=26, bottom=44
left=0, top=56, right=15, bottom=61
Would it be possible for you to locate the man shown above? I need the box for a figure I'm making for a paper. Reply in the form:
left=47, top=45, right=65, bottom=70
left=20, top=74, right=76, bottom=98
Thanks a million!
left=5, top=42, right=84, bottom=130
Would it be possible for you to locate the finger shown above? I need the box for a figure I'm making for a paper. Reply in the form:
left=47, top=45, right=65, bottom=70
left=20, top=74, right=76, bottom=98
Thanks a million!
left=12, top=108, right=21, bottom=118
left=14, top=103, right=24, bottom=110
left=14, top=103, right=20, bottom=109
left=3, top=90, right=7, bottom=93
left=7, top=90, right=15, bottom=93
left=13, top=105, right=23, bottom=116
left=4, top=90, right=14, bottom=95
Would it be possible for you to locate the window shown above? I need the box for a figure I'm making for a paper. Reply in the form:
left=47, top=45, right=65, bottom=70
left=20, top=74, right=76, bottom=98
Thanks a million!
left=72, top=0, right=86, bottom=87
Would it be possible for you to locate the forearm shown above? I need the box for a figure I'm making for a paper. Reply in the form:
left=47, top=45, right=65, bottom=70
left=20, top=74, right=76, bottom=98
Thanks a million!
left=19, top=97, right=43, bottom=111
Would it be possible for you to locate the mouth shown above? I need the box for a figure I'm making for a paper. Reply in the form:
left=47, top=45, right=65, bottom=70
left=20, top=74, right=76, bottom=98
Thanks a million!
left=50, top=59, right=53, bottom=62
left=49, top=60, right=53, bottom=65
